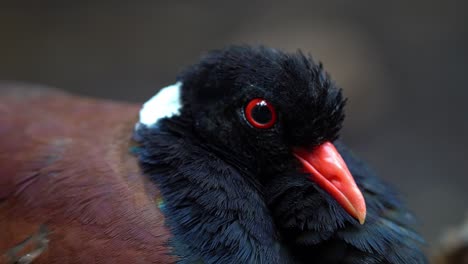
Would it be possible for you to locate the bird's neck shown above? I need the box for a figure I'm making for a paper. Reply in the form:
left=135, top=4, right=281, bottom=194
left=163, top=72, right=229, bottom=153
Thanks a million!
left=134, top=119, right=288, bottom=263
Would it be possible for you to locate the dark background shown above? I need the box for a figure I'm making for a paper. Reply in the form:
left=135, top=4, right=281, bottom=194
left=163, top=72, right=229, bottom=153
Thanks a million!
left=1, top=1, right=467, bottom=250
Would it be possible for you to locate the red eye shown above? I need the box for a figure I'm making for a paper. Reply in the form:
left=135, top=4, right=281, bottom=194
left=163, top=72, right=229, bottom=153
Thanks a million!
left=245, top=98, right=277, bottom=129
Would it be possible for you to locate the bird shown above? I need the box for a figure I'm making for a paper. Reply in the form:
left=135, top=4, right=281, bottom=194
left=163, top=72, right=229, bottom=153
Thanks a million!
left=0, top=45, right=426, bottom=263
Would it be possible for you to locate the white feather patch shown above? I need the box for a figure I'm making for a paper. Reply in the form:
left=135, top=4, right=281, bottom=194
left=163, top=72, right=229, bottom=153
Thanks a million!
left=138, top=82, right=182, bottom=127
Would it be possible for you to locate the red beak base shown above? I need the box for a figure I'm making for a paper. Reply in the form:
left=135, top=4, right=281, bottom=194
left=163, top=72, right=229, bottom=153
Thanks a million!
left=293, top=142, right=367, bottom=224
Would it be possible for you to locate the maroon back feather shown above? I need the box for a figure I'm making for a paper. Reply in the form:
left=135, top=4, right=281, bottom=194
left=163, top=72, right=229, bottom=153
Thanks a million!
left=0, top=84, right=175, bottom=263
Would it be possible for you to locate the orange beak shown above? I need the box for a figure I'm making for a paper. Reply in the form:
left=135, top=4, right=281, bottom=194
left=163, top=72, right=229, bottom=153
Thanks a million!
left=293, top=142, right=367, bottom=224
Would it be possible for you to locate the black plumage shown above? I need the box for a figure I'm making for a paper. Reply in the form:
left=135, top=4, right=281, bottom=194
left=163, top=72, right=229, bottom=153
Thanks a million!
left=266, top=141, right=427, bottom=263
left=135, top=45, right=426, bottom=263
left=136, top=120, right=287, bottom=263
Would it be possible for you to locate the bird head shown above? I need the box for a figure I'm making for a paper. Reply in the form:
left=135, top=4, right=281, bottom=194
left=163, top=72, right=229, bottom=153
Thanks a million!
left=139, top=46, right=366, bottom=224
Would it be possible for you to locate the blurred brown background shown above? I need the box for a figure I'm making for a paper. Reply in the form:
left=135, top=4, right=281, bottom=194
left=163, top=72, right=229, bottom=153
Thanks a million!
left=1, top=1, right=467, bottom=250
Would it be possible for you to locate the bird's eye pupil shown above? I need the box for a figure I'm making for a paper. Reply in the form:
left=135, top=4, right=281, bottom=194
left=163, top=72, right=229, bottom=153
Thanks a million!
left=245, top=98, right=277, bottom=129
left=251, top=103, right=272, bottom=124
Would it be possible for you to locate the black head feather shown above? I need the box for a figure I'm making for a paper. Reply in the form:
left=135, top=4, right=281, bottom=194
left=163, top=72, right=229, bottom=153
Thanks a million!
left=177, top=45, right=345, bottom=176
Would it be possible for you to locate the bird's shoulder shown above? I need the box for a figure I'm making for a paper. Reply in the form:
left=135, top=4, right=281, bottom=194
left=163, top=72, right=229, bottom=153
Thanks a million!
left=0, top=83, right=175, bottom=263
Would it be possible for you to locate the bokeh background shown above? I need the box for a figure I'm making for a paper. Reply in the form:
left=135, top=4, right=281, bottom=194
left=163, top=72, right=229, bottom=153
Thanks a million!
left=1, top=0, right=467, bottom=251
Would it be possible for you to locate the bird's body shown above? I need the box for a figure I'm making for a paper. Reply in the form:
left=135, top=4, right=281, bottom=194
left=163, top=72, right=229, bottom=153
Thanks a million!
left=0, top=85, right=175, bottom=263
left=0, top=46, right=427, bottom=264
